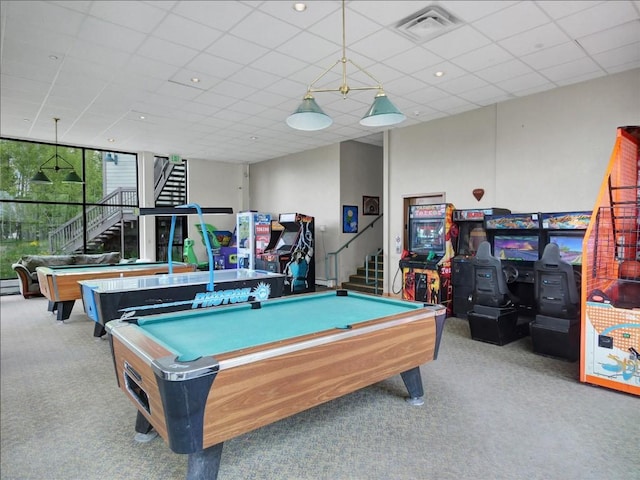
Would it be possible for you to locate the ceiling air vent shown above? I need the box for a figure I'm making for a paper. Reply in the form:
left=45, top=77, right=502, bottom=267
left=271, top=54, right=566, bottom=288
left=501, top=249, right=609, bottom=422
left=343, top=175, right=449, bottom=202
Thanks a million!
left=396, top=5, right=458, bottom=42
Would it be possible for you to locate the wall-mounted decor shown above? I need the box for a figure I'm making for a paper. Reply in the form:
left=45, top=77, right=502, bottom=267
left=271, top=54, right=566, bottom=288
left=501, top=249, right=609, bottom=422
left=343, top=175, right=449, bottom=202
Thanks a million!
left=363, top=196, right=380, bottom=215
left=342, top=205, right=358, bottom=233
left=473, top=188, right=485, bottom=201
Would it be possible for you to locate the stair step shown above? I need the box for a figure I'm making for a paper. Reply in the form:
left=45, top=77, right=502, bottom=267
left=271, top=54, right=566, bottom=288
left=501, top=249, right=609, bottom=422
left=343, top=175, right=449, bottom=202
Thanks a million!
left=340, top=282, right=382, bottom=295
left=348, top=274, right=383, bottom=286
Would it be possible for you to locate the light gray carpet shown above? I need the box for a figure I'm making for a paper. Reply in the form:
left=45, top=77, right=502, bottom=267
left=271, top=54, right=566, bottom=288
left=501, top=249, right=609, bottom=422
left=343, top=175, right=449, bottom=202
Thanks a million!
left=1, top=294, right=637, bottom=480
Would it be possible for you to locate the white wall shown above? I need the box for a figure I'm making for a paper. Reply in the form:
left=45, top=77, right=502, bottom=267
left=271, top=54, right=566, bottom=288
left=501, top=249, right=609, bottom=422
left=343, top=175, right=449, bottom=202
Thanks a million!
left=249, top=144, right=340, bottom=283
left=338, top=140, right=383, bottom=284
left=186, top=158, right=244, bottom=260
left=383, top=68, right=640, bottom=294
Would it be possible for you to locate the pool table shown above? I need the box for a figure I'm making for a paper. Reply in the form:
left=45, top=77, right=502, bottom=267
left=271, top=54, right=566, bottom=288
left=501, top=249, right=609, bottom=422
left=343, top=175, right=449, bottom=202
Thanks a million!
left=79, top=268, right=285, bottom=337
left=106, top=290, right=447, bottom=480
left=36, top=261, right=196, bottom=322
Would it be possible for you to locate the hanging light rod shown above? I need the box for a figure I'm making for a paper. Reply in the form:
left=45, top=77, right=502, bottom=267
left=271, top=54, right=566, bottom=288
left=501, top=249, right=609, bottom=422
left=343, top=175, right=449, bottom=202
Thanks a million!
left=287, top=0, right=405, bottom=131
left=30, top=118, right=84, bottom=184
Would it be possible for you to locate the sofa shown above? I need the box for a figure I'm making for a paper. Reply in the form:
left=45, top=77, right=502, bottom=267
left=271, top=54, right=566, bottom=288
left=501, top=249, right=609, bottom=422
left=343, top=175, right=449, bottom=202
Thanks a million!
left=12, top=252, right=121, bottom=299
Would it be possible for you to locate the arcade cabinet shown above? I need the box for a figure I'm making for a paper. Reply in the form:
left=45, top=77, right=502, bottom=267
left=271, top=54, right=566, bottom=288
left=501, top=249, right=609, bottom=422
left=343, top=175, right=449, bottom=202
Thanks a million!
left=530, top=243, right=581, bottom=361
left=400, top=203, right=456, bottom=314
left=529, top=211, right=590, bottom=360
left=451, top=208, right=510, bottom=318
left=466, top=241, right=526, bottom=346
left=256, top=212, right=315, bottom=295
left=236, top=211, right=271, bottom=269
left=485, top=212, right=543, bottom=319
left=581, top=126, right=639, bottom=396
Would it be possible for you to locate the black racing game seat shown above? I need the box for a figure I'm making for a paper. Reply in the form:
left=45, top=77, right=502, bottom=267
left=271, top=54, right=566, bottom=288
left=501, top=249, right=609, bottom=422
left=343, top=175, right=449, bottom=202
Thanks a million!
left=529, top=242, right=581, bottom=361
left=467, top=242, right=526, bottom=346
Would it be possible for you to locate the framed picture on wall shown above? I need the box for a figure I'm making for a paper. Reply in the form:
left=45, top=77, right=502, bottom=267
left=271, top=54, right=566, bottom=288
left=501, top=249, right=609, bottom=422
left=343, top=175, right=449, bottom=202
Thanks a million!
left=363, top=196, right=380, bottom=215
left=342, top=205, right=358, bottom=233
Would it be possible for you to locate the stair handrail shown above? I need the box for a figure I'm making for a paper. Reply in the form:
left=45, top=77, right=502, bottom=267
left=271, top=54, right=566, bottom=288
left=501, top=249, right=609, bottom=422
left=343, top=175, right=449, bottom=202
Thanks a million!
left=48, top=187, right=137, bottom=253
left=364, top=247, right=384, bottom=295
left=325, top=213, right=383, bottom=287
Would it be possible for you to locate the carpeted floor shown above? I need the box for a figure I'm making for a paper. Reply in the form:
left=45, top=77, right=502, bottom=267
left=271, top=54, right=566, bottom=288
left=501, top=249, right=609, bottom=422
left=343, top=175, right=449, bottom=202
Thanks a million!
left=1, top=294, right=637, bottom=480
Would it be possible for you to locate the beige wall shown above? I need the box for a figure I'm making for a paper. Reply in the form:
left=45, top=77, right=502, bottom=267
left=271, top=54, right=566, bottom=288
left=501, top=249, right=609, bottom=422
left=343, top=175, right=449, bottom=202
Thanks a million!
left=183, top=68, right=638, bottom=292
left=383, top=68, right=640, bottom=294
left=186, top=158, right=244, bottom=261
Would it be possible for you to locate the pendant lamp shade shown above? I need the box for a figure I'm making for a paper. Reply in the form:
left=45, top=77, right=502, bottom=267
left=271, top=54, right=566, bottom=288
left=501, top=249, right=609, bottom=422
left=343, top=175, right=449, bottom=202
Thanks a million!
left=359, top=93, right=406, bottom=127
left=31, top=170, right=53, bottom=184
left=63, top=170, right=84, bottom=183
left=29, top=118, right=84, bottom=185
left=286, top=94, right=333, bottom=131
left=286, top=0, right=404, bottom=131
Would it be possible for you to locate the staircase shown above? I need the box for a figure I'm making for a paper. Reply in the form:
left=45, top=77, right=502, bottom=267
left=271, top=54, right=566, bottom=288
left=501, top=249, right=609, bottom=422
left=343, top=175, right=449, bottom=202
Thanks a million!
left=341, top=252, right=384, bottom=295
left=155, top=159, right=186, bottom=206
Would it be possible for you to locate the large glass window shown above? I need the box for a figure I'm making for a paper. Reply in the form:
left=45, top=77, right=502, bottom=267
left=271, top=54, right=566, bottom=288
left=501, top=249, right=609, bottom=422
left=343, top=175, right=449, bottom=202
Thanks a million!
left=0, top=139, right=139, bottom=280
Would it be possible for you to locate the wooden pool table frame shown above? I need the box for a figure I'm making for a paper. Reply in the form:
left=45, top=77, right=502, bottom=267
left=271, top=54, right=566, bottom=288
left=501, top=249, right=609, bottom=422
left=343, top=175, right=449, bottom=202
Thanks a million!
left=36, top=262, right=196, bottom=322
left=107, top=290, right=447, bottom=480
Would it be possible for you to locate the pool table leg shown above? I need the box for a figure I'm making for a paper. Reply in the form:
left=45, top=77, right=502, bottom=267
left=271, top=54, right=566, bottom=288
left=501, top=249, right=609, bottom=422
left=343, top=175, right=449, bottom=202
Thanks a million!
left=187, top=443, right=224, bottom=480
left=133, top=411, right=158, bottom=443
left=51, top=300, right=75, bottom=322
left=93, top=322, right=106, bottom=338
left=400, top=366, right=425, bottom=406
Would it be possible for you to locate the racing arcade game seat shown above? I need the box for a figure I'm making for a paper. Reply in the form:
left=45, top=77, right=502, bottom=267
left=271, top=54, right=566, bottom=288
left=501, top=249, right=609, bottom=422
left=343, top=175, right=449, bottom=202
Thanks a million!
left=529, top=242, right=580, bottom=361
left=467, top=242, right=527, bottom=345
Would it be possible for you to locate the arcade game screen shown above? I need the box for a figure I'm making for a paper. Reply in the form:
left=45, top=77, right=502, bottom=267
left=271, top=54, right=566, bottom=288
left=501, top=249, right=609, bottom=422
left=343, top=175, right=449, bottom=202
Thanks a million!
left=548, top=234, right=584, bottom=265
left=409, top=218, right=445, bottom=255
left=276, top=231, right=300, bottom=251
left=493, top=235, right=539, bottom=261
left=457, top=223, right=487, bottom=256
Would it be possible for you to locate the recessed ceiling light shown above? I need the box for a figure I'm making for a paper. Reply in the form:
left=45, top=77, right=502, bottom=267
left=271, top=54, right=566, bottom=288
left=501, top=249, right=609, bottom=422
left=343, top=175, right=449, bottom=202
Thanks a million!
left=108, top=138, right=115, bottom=142
left=139, top=115, right=146, bottom=120
left=293, top=2, right=307, bottom=12
left=190, top=77, right=200, bottom=83
left=434, top=71, right=445, bottom=77
left=250, top=136, right=258, bottom=141
left=49, top=55, right=59, bottom=60
left=23, top=118, right=31, bottom=123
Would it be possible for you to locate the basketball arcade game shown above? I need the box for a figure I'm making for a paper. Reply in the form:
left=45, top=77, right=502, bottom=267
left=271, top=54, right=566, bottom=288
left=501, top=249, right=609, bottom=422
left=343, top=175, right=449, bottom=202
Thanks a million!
left=581, top=126, right=639, bottom=396
left=451, top=208, right=510, bottom=318
left=485, top=212, right=542, bottom=318
left=400, top=204, right=456, bottom=314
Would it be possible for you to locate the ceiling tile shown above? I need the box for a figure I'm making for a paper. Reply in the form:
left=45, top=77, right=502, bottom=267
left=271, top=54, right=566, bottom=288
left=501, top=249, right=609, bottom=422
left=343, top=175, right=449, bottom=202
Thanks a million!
left=577, top=20, right=640, bottom=55
left=592, top=42, right=640, bottom=70
left=423, top=25, right=492, bottom=59
left=452, top=43, right=515, bottom=71
left=472, top=2, right=549, bottom=41
left=77, top=16, right=147, bottom=53
left=520, top=41, right=586, bottom=70
left=172, top=1, right=254, bottom=32
left=499, top=23, right=571, bottom=57
left=438, top=74, right=489, bottom=95
left=230, top=10, right=302, bottom=49
left=556, top=1, right=639, bottom=38
left=152, top=13, right=224, bottom=51
left=136, top=37, right=199, bottom=67
left=475, top=59, right=534, bottom=83
left=88, top=1, right=167, bottom=33
left=540, top=57, right=603, bottom=82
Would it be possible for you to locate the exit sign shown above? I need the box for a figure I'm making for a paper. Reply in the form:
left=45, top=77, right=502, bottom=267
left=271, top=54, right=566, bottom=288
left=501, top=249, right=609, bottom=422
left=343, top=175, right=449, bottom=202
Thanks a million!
left=169, top=154, right=182, bottom=164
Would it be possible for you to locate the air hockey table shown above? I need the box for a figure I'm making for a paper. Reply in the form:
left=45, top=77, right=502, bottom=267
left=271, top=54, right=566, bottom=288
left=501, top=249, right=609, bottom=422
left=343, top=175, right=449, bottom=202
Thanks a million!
left=80, top=268, right=285, bottom=337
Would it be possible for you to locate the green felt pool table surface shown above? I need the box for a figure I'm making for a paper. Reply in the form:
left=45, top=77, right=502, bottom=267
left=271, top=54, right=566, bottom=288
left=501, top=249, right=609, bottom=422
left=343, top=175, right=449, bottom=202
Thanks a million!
left=135, top=290, right=427, bottom=361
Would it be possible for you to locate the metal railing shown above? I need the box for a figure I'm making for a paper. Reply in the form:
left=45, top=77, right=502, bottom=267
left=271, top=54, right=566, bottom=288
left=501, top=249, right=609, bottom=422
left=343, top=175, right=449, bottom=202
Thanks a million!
left=48, top=188, right=137, bottom=253
left=325, top=213, right=383, bottom=289
left=364, top=247, right=384, bottom=295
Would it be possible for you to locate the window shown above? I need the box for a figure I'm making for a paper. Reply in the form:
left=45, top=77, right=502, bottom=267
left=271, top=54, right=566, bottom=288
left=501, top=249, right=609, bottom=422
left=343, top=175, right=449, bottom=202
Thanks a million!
left=0, top=139, right=139, bottom=280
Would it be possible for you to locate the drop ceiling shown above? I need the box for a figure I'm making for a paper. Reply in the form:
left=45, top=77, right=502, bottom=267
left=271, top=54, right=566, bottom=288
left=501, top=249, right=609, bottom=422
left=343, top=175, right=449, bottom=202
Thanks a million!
left=1, top=0, right=639, bottom=164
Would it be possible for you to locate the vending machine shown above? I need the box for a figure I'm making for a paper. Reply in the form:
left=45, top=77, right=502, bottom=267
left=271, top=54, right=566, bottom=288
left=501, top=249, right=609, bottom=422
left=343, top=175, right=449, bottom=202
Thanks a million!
left=236, top=211, right=271, bottom=270
left=400, top=203, right=456, bottom=314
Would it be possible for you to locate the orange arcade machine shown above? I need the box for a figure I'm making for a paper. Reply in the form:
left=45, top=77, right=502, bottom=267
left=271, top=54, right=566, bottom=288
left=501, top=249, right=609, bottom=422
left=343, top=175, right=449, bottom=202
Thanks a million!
left=581, top=126, right=639, bottom=396
left=400, top=203, right=456, bottom=314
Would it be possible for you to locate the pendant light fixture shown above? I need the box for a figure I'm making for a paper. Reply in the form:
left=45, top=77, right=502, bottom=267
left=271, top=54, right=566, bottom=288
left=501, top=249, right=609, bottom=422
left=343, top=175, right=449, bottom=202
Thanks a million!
left=286, top=0, right=406, bottom=131
left=30, top=117, right=84, bottom=184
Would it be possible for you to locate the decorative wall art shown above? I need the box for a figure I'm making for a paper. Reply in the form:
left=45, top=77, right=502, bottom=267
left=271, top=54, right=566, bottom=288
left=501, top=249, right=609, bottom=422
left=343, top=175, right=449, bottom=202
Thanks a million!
left=342, top=205, right=358, bottom=233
